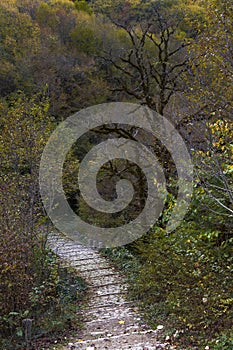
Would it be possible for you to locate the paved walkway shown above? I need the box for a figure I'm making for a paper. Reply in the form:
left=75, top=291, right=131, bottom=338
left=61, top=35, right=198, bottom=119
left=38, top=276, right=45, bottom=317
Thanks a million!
left=48, top=231, right=175, bottom=350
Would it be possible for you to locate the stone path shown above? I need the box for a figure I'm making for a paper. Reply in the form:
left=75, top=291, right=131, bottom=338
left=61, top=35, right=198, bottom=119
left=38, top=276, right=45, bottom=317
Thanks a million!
left=48, top=231, right=175, bottom=350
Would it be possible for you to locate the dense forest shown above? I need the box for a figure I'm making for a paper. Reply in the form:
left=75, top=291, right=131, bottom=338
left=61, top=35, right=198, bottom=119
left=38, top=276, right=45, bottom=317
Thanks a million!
left=0, top=0, right=232, bottom=349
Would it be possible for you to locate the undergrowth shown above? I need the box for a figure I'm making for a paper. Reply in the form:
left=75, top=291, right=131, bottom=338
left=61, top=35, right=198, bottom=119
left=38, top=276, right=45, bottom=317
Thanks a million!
left=0, top=250, right=87, bottom=350
left=101, top=218, right=233, bottom=350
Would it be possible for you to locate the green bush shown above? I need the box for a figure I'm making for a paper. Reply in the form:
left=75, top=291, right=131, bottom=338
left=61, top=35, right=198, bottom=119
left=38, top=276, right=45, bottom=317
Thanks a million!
left=102, top=191, right=233, bottom=349
left=211, top=333, right=233, bottom=349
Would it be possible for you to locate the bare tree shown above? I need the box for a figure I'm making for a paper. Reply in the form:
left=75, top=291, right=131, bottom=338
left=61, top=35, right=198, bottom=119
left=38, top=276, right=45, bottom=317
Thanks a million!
left=99, top=1, right=192, bottom=116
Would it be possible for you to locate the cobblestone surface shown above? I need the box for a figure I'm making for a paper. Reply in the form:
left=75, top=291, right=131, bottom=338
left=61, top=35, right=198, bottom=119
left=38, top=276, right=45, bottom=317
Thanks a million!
left=48, top=231, right=175, bottom=350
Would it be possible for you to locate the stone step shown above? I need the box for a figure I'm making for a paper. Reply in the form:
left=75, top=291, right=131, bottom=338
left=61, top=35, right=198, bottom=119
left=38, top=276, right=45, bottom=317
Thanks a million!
left=88, top=293, right=126, bottom=307
left=91, top=283, right=128, bottom=296
left=71, top=260, right=109, bottom=269
left=80, top=304, right=139, bottom=320
left=82, top=323, right=143, bottom=340
left=82, top=314, right=141, bottom=328
left=59, top=255, right=100, bottom=263
left=56, top=247, right=97, bottom=254
left=64, top=329, right=166, bottom=350
left=57, top=249, right=96, bottom=256
left=68, top=262, right=108, bottom=271
left=51, top=241, right=82, bottom=247
left=90, top=274, right=125, bottom=287
left=62, top=255, right=105, bottom=264
left=81, top=268, right=119, bottom=279
left=50, top=240, right=92, bottom=247
left=80, top=300, right=132, bottom=313
left=83, top=311, right=138, bottom=321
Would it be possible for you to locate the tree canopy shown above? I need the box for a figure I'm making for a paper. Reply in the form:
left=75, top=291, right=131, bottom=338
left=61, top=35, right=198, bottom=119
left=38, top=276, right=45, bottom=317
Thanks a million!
left=0, top=1, right=232, bottom=349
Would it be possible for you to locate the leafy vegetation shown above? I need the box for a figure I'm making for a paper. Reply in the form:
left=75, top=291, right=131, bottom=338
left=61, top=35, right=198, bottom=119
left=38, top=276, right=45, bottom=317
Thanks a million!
left=102, top=208, right=232, bottom=349
left=0, top=0, right=232, bottom=349
left=0, top=92, right=87, bottom=348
